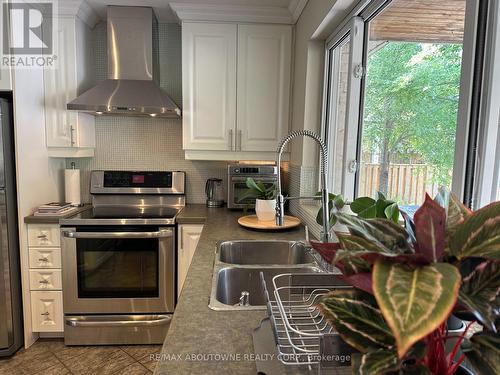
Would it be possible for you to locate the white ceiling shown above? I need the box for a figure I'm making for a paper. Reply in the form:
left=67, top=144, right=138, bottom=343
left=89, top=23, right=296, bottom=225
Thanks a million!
left=85, top=0, right=298, bottom=23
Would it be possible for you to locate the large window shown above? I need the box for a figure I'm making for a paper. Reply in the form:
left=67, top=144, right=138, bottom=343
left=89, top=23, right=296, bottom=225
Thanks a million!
left=322, top=0, right=482, bottom=208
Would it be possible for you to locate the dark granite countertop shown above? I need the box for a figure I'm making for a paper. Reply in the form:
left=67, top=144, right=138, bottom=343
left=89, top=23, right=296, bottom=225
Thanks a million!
left=155, top=207, right=306, bottom=375
left=176, top=204, right=211, bottom=224
left=24, top=205, right=91, bottom=224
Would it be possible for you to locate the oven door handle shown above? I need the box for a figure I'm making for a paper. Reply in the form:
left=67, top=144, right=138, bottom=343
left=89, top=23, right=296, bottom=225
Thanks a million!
left=65, top=315, right=172, bottom=327
left=62, top=229, right=173, bottom=239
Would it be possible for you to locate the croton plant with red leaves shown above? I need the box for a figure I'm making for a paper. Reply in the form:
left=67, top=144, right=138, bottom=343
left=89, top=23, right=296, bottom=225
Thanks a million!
left=310, top=189, right=499, bottom=374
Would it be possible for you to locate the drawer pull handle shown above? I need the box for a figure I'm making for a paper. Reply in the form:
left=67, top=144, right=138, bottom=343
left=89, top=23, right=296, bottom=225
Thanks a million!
left=37, top=234, right=48, bottom=239
left=38, top=257, right=49, bottom=262
left=39, top=280, right=49, bottom=284
left=41, top=312, right=50, bottom=316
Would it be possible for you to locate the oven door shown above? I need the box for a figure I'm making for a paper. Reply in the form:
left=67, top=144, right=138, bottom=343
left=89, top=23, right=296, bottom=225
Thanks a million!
left=228, top=176, right=277, bottom=209
left=61, top=226, right=174, bottom=314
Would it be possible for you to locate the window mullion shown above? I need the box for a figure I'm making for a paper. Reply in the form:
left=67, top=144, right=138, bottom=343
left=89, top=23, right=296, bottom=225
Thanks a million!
left=341, top=16, right=364, bottom=201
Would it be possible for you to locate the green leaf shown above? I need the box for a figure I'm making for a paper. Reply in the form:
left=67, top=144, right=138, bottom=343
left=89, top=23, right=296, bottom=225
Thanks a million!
left=434, top=187, right=471, bottom=235
left=384, top=202, right=400, bottom=223
left=317, top=289, right=395, bottom=352
left=315, top=193, right=344, bottom=230
left=245, top=177, right=264, bottom=193
left=372, top=261, right=461, bottom=358
left=463, top=332, right=500, bottom=375
left=316, top=205, right=338, bottom=230
left=376, top=199, right=392, bottom=218
left=413, top=194, right=446, bottom=262
left=337, top=233, right=388, bottom=254
left=449, top=201, right=500, bottom=259
left=352, top=349, right=399, bottom=375
left=336, top=214, right=413, bottom=255
left=358, top=205, right=378, bottom=219
left=333, top=249, right=372, bottom=275
left=236, top=189, right=258, bottom=203
left=332, top=194, right=345, bottom=210
left=352, top=345, right=429, bottom=375
left=351, top=197, right=377, bottom=214
left=459, top=260, right=500, bottom=331
left=335, top=234, right=428, bottom=268
left=256, top=181, right=267, bottom=193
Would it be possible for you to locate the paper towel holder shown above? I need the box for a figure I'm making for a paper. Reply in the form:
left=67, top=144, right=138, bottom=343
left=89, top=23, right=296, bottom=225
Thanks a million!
left=65, top=163, right=83, bottom=207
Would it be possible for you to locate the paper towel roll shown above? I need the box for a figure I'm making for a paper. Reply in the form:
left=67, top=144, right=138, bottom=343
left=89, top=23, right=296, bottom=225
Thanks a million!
left=65, top=169, right=81, bottom=206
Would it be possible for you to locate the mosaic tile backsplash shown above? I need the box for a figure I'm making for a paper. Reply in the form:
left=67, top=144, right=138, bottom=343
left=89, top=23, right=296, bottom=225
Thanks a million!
left=67, top=22, right=230, bottom=204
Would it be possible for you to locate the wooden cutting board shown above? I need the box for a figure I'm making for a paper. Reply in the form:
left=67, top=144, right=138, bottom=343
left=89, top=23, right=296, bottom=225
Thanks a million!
left=237, top=215, right=301, bottom=230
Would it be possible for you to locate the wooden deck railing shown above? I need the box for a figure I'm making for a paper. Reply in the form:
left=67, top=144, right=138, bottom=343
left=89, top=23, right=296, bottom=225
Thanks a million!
left=359, top=163, right=441, bottom=205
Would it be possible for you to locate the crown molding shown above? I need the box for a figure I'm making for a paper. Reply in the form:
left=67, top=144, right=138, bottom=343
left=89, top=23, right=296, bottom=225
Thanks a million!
left=169, top=2, right=294, bottom=24
left=57, top=0, right=100, bottom=28
left=288, top=0, right=308, bottom=23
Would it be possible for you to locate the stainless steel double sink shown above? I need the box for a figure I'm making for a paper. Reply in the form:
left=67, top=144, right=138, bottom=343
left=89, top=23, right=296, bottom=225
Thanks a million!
left=209, top=240, right=321, bottom=311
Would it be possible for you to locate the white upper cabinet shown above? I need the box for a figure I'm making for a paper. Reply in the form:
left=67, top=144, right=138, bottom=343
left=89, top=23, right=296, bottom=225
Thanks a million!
left=181, top=22, right=292, bottom=161
left=182, top=23, right=237, bottom=151
left=237, top=24, right=291, bottom=152
left=44, top=17, right=95, bottom=157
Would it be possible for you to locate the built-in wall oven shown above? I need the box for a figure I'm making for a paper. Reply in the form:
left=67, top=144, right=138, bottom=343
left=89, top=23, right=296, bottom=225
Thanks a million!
left=60, top=171, right=184, bottom=345
left=227, top=164, right=278, bottom=209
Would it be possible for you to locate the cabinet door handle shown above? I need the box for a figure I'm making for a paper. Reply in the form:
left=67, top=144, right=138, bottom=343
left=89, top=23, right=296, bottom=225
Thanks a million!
left=39, top=279, right=49, bottom=284
left=38, top=257, right=49, bottom=262
left=228, top=129, right=233, bottom=150
left=180, top=226, right=184, bottom=249
left=37, top=234, right=48, bottom=239
left=70, top=125, right=76, bottom=146
left=238, top=130, right=242, bottom=151
left=41, top=312, right=50, bottom=316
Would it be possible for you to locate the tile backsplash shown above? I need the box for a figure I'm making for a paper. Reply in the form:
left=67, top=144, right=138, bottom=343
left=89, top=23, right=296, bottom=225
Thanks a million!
left=67, top=22, right=230, bottom=204
left=67, top=117, right=229, bottom=204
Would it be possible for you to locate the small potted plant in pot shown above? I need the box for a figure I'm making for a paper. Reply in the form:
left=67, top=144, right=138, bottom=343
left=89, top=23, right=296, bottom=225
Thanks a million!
left=239, top=177, right=277, bottom=221
left=314, top=189, right=499, bottom=374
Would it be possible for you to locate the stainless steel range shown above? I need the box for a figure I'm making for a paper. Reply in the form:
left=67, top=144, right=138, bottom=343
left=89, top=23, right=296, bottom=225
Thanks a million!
left=60, top=170, right=185, bottom=345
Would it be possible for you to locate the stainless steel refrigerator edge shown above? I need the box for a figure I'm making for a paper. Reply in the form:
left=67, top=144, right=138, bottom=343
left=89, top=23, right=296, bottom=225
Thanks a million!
left=0, top=97, right=23, bottom=356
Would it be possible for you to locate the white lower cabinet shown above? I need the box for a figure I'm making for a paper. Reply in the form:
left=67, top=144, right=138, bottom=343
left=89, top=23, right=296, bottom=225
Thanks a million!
left=31, top=291, right=63, bottom=332
left=28, top=248, right=62, bottom=269
left=177, top=224, right=204, bottom=297
left=29, top=270, right=62, bottom=290
left=28, top=224, right=61, bottom=247
left=27, top=223, right=64, bottom=333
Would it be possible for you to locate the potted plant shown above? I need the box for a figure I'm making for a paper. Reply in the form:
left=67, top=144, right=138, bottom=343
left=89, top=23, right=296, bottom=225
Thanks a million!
left=238, top=177, right=277, bottom=221
left=312, top=192, right=400, bottom=263
left=312, top=189, right=499, bottom=374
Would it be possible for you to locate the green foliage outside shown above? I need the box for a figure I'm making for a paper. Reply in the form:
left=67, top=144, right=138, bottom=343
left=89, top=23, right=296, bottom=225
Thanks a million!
left=362, top=42, right=463, bottom=194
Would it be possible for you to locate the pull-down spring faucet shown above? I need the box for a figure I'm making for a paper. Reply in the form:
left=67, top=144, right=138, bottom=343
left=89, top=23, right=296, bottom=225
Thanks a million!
left=275, top=130, right=331, bottom=242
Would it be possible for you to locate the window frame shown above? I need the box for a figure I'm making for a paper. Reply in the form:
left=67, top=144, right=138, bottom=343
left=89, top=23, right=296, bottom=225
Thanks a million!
left=470, top=0, right=500, bottom=207
left=321, top=0, right=486, bottom=206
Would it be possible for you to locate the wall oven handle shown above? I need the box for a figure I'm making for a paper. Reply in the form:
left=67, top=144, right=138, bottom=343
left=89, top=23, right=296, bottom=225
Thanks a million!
left=65, top=315, right=172, bottom=327
left=62, top=229, right=173, bottom=239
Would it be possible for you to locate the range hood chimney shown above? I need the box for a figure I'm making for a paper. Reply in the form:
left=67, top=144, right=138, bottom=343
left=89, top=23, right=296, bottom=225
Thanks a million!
left=67, top=6, right=181, bottom=118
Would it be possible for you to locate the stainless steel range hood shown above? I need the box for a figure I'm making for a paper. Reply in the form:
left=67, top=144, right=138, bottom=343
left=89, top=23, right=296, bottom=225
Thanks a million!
left=67, top=6, right=181, bottom=118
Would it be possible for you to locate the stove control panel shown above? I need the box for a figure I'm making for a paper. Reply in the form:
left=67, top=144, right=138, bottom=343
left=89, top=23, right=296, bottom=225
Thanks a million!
left=90, top=171, right=185, bottom=194
left=103, top=171, right=172, bottom=188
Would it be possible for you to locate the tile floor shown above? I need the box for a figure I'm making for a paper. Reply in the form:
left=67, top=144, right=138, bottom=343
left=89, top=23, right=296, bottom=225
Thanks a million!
left=0, top=339, right=162, bottom=375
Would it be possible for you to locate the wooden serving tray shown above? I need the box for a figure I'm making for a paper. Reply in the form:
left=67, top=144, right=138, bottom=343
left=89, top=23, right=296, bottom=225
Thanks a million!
left=237, top=215, right=301, bottom=230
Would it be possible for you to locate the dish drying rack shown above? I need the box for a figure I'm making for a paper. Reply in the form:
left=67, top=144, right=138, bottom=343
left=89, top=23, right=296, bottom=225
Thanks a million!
left=260, top=271, right=355, bottom=371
